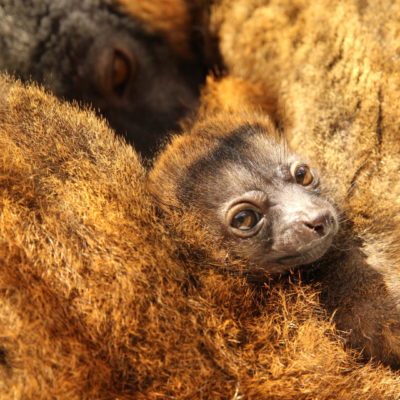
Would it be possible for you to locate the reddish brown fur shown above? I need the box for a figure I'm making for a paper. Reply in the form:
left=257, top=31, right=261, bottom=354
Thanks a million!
left=115, top=0, right=219, bottom=65
left=208, top=0, right=400, bottom=366
left=115, top=0, right=193, bottom=58
left=0, top=75, right=399, bottom=398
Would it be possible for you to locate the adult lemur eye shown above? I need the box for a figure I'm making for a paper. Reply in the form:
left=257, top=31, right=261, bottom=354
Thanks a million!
left=112, top=49, right=134, bottom=96
left=231, top=209, right=261, bottom=231
left=290, top=162, right=314, bottom=186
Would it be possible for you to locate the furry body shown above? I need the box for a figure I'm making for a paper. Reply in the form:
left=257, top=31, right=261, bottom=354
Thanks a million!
left=0, top=75, right=399, bottom=398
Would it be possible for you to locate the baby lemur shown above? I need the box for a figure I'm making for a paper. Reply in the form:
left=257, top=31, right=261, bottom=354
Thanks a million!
left=0, top=0, right=204, bottom=156
left=150, top=102, right=338, bottom=275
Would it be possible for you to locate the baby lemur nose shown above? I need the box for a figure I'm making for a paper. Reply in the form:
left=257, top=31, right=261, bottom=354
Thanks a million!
left=301, top=211, right=333, bottom=238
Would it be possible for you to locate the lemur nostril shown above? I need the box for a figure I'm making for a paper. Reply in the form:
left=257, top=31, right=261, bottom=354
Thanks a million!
left=314, top=224, right=325, bottom=235
left=303, top=210, right=332, bottom=237
left=305, top=222, right=325, bottom=236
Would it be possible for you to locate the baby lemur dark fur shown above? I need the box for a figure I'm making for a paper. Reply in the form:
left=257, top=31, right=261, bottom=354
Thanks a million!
left=0, top=0, right=205, bottom=156
left=150, top=110, right=338, bottom=276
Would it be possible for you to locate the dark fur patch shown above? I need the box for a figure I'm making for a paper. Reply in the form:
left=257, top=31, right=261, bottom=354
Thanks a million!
left=177, top=123, right=265, bottom=204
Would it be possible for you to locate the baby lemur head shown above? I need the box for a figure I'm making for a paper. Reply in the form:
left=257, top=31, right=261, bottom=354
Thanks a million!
left=150, top=112, right=339, bottom=274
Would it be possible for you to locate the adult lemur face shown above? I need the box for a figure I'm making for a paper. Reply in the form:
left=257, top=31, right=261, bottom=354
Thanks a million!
left=152, top=120, right=339, bottom=274
left=0, top=0, right=203, bottom=156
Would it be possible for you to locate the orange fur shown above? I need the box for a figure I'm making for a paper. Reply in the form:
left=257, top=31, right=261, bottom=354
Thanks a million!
left=0, top=75, right=399, bottom=398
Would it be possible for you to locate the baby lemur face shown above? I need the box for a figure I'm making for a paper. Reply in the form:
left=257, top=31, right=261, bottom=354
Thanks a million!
left=173, top=123, right=339, bottom=274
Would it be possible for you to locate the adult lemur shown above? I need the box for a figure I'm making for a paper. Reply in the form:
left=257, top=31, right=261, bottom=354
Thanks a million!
left=0, top=0, right=206, bottom=156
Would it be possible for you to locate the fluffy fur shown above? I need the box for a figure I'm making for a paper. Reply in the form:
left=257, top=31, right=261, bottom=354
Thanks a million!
left=0, top=75, right=399, bottom=398
left=209, top=0, right=400, bottom=366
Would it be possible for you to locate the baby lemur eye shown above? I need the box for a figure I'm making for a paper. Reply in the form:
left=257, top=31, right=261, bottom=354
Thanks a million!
left=231, top=209, right=261, bottom=231
left=290, top=162, right=314, bottom=186
left=225, top=195, right=266, bottom=238
left=111, top=49, right=135, bottom=96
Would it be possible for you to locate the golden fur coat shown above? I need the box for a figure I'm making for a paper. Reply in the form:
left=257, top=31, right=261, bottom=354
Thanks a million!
left=1, top=0, right=400, bottom=397
left=0, top=74, right=399, bottom=398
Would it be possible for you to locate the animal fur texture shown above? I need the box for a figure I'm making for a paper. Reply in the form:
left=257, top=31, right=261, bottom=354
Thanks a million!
left=208, top=0, right=400, bottom=367
left=1, top=75, right=400, bottom=398
left=0, top=0, right=204, bottom=156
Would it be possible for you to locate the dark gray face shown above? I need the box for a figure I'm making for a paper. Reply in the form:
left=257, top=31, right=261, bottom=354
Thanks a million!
left=178, top=124, right=339, bottom=274
left=0, top=0, right=203, bottom=156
